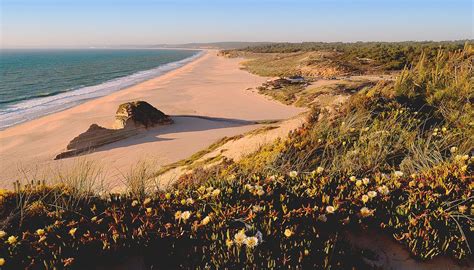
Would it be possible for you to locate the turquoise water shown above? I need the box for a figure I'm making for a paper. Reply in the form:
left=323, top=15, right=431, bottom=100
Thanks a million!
left=0, top=49, right=201, bottom=129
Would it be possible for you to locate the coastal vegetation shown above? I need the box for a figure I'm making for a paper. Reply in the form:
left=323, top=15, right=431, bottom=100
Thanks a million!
left=0, top=44, right=473, bottom=269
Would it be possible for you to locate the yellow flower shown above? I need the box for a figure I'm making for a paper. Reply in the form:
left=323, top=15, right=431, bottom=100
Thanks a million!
left=131, top=200, right=139, bottom=207
left=205, top=187, right=214, bottom=193
left=181, top=211, right=191, bottom=221
left=69, top=228, right=77, bottom=237
left=243, top=236, right=259, bottom=248
left=360, top=207, right=372, bottom=217
left=211, top=189, right=221, bottom=197
left=256, top=189, right=265, bottom=196
left=36, top=229, right=45, bottom=236
left=226, top=239, right=234, bottom=248
left=304, top=249, right=310, bottom=256
left=316, top=166, right=324, bottom=174
left=165, top=193, right=171, bottom=200
left=201, top=216, right=211, bottom=225
left=143, top=198, right=152, bottom=206
left=326, top=206, right=335, bottom=214
left=458, top=205, right=467, bottom=214
left=146, top=208, right=153, bottom=214
left=362, top=178, right=370, bottom=185
left=234, top=230, right=247, bottom=246
left=197, top=186, right=206, bottom=194
left=349, top=176, right=356, bottom=182
left=460, top=165, right=468, bottom=172
left=355, top=180, right=362, bottom=187
left=442, top=127, right=447, bottom=132
left=289, top=171, right=298, bottom=178
left=186, top=198, right=194, bottom=205
left=284, top=228, right=293, bottom=238
left=91, top=216, right=97, bottom=222
left=181, top=199, right=186, bottom=205
left=367, top=191, right=377, bottom=198
left=175, top=211, right=182, bottom=220
left=409, top=181, right=416, bottom=187
left=7, top=235, right=17, bottom=245
left=361, top=195, right=369, bottom=203
left=252, top=205, right=263, bottom=212
left=0, top=258, right=4, bottom=266
left=0, top=231, right=6, bottom=238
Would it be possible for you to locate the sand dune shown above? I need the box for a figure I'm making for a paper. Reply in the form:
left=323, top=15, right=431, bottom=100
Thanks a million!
left=0, top=50, right=304, bottom=189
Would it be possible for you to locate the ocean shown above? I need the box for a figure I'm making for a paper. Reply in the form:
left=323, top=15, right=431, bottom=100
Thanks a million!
left=0, top=48, right=202, bottom=129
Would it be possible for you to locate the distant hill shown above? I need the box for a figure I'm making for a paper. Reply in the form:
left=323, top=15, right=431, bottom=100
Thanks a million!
left=152, top=42, right=275, bottom=50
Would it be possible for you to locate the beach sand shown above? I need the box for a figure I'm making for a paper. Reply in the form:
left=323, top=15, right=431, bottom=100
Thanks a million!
left=0, top=50, right=304, bottom=190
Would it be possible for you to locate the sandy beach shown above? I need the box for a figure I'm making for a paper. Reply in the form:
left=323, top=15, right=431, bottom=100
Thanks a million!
left=0, top=50, right=304, bottom=189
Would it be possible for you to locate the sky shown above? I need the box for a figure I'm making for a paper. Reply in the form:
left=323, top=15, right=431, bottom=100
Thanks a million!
left=1, top=0, right=473, bottom=48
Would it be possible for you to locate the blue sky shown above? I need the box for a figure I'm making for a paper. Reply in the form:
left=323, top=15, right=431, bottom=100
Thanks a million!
left=1, top=0, right=472, bottom=48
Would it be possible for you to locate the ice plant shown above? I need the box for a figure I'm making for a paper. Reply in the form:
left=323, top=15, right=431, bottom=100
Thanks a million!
left=7, top=236, right=17, bottom=245
left=234, top=230, right=247, bottom=246
left=201, top=216, right=211, bottom=225
left=360, top=207, right=372, bottom=217
left=362, top=178, right=370, bottom=185
left=143, top=198, right=152, bottom=205
left=367, top=191, right=377, bottom=198
left=181, top=211, right=191, bottom=221
left=243, top=236, right=259, bottom=248
left=316, top=166, right=324, bottom=174
left=211, top=189, right=221, bottom=197
left=361, top=195, right=369, bottom=203
left=289, top=171, right=298, bottom=178
left=326, top=206, right=335, bottom=214
left=69, top=228, right=77, bottom=238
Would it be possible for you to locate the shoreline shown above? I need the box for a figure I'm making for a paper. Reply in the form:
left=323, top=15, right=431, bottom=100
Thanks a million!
left=0, top=49, right=205, bottom=130
left=0, top=50, right=305, bottom=189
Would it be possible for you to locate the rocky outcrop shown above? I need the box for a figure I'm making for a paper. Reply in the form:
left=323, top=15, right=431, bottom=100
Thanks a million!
left=55, top=101, right=172, bottom=160
left=113, top=101, right=173, bottom=129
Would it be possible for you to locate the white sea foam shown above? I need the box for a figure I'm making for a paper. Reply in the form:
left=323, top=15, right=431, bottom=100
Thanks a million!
left=0, top=51, right=204, bottom=130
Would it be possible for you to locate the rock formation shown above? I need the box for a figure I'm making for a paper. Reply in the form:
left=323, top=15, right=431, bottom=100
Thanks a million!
left=55, top=101, right=172, bottom=160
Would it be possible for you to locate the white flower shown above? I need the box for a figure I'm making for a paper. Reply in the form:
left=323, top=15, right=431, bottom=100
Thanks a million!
left=180, top=211, right=192, bottom=221
left=450, top=146, right=458, bottom=153
left=367, top=191, right=377, bottom=198
left=360, top=207, right=372, bottom=217
left=362, top=178, right=370, bottom=185
left=186, top=198, right=194, bottom=205
left=289, top=171, right=298, bottom=178
left=326, top=206, right=335, bottom=214
left=377, top=185, right=390, bottom=195
left=234, top=230, right=247, bottom=246
left=243, top=236, right=259, bottom=248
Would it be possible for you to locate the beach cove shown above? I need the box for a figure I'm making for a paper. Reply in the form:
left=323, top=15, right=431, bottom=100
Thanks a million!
left=0, top=50, right=304, bottom=189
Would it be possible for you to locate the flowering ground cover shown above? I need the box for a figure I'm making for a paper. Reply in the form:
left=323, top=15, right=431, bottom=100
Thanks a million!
left=0, top=46, right=472, bottom=269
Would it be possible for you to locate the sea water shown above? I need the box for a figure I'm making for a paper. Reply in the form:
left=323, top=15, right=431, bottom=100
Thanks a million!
left=0, top=49, right=202, bottom=129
